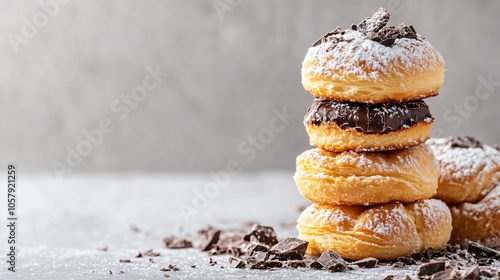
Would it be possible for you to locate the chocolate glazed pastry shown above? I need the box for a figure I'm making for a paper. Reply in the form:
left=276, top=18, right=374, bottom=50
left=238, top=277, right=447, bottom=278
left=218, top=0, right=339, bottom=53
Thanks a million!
left=305, top=99, right=433, bottom=134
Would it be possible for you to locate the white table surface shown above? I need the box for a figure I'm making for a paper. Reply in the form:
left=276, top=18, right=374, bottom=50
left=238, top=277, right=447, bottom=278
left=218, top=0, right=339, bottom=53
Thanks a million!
left=0, top=173, right=498, bottom=280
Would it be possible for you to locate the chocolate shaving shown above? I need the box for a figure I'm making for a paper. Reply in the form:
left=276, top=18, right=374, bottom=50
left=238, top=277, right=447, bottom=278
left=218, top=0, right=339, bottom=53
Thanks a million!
left=310, top=250, right=348, bottom=272
left=200, top=229, right=221, bottom=251
left=350, top=257, right=378, bottom=268
left=229, top=257, right=246, bottom=269
left=417, top=261, right=445, bottom=278
left=243, top=224, right=278, bottom=247
left=448, top=136, right=483, bottom=149
left=163, top=236, right=193, bottom=249
left=313, top=7, right=421, bottom=48
left=270, top=237, right=308, bottom=261
left=467, top=241, right=500, bottom=260
left=431, top=270, right=460, bottom=280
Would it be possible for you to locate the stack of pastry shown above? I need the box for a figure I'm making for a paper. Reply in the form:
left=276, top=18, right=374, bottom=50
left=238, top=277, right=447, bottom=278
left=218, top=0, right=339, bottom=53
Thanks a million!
left=294, top=8, right=452, bottom=260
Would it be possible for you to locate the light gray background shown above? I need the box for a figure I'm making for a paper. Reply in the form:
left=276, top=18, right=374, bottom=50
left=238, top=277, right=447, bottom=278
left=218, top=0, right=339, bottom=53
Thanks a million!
left=1, top=0, right=499, bottom=173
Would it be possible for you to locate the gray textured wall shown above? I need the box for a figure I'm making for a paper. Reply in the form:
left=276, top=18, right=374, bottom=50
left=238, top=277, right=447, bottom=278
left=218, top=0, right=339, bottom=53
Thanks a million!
left=1, top=0, right=499, bottom=173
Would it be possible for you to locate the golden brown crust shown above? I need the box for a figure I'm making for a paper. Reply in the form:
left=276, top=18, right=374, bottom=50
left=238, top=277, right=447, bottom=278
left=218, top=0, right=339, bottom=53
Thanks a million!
left=294, top=146, right=439, bottom=205
left=450, top=184, right=500, bottom=248
left=297, top=200, right=452, bottom=260
left=306, top=121, right=433, bottom=153
left=426, top=138, right=500, bottom=204
left=301, top=33, right=445, bottom=103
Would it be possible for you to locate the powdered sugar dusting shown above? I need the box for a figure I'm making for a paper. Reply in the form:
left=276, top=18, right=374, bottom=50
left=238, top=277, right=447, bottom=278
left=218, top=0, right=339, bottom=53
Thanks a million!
left=413, top=199, right=450, bottom=235
left=302, top=29, right=444, bottom=81
left=426, top=138, right=500, bottom=185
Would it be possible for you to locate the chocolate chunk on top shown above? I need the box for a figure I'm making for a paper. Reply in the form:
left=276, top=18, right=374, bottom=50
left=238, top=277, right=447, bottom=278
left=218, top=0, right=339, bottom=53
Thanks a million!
left=243, top=224, right=278, bottom=247
left=270, top=237, right=308, bottom=260
left=356, top=7, right=390, bottom=33
left=350, top=257, right=378, bottom=268
left=310, top=250, right=348, bottom=272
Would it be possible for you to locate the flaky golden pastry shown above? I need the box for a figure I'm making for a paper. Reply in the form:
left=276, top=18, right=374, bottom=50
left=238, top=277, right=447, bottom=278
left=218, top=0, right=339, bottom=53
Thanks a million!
left=426, top=137, right=500, bottom=204
left=297, top=200, right=452, bottom=260
left=306, top=120, right=433, bottom=153
left=294, top=145, right=439, bottom=205
left=450, top=184, right=500, bottom=248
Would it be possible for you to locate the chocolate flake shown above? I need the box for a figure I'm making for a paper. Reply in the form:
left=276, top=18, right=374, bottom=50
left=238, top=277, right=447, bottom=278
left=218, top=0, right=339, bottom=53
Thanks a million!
left=229, top=257, right=246, bottom=269
left=119, top=259, right=131, bottom=263
left=383, top=275, right=395, bottom=280
left=270, top=237, right=308, bottom=261
left=467, top=241, right=500, bottom=260
left=310, top=250, right=347, bottom=272
left=448, top=136, right=483, bottom=149
left=135, top=252, right=143, bottom=258
left=163, top=236, right=193, bottom=249
left=462, top=265, right=480, bottom=280
left=243, top=224, right=278, bottom=247
left=417, top=261, right=445, bottom=278
left=287, top=260, right=306, bottom=268
left=142, top=249, right=160, bottom=257
left=356, top=8, right=390, bottom=33
left=350, top=257, right=378, bottom=268
left=431, top=270, right=460, bottom=280
left=200, top=229, right=221, bottom=251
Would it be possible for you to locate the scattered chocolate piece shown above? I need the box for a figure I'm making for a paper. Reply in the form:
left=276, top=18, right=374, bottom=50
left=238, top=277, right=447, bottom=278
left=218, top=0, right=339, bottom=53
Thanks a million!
left=135, top=252, right=143, bottom=258
left=149, top=258, right=155, bottom=263
left=163, top=236, right=193, bottom=249
left=200, top=229, right=221, bottom=251
left=383, top=275, right=395, bottom=280
left=263, top=260, right=282, bottom=268
left=190, top=265, right=196, bottom=268
left=160, top=264, right=180, bottom=272
left=350, top=257, right=378, bottom=268
left=229, top=257, right=245, bottom=269
left=479, top=268, right=498, bottom=278
left=397, top=256, right=414, bottom=265
left=108, top=270, right=113, bottom=274
left=430, top=270, right=460, bottom=280
left=163, top=274, right=170, bottom=278
left=216, top=231, right=245, bottom=253
left=118, top=271, right=124, bottom=274
left=467, top=241, right=500, bottom=260
left=243, top=224, right=278, bottom=247
left=270, top=237, right=308, bottom=261
left=287, top=260, right=306, bottom=268
left=310, top=250, right=348, bottom=272
left=119, top=259, right=131, bottom=263
left=209, top=257, right=217, bottom=266
left=247, top=244, right=270, bottom=256
left=448, top=136, right=483, bottom=149
left=417, top=261, right=445, bottom=278
left=247, top=250, right=269, bottom=264
left=142, top=249, right=160, bottom=257
left=391, top=261, right=405, bottom=268
left=403, top=275, right=412, bottom=280
left=421, top=248, right=435, bottom=261
left=462, top=265, right=480, bottom=280
left=476, top=258, right=493, bottom=265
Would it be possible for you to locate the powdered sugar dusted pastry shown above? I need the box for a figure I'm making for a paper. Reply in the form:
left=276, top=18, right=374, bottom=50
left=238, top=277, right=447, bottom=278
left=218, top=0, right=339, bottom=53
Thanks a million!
left=301, top=8, right=444, bottom=104
left=450, top=183, right=500, bottom=248
left=426, top=136, right=500, bottom=204
left=305, top=99, right=434, bottom=152
left=294, top=145, right=439, bottom=205
left=297, top=199, right=452, bottom=260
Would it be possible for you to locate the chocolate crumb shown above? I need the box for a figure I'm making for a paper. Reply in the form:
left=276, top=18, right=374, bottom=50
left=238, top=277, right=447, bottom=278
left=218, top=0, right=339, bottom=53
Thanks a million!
left=200, top=229, right=221, bottom=251
left=383, top=275, right=395, bottom=280
left=243, top=224, right=278, bottom=247
left=163, top=274, right=170, bottom=278
left=149, top=258, right=155, bottom=263
left=108, top=270, right=113, bottom=275
left=448, top=136, right=483, bottom=149
left=119, top=259, right=131, bottom=263
left=142, top=249, right=160, bottom=257
left=467, top=241, right=500, bottom=260
left=190, top=265, right=196, bottom=268
left=417, top=261, right=445, bottom=278
left=310, top=250, right=347, bottom=272
left=163, top=236, right=193, bottom=249
left=350, top=257, right=378, bottom=268
left=135, top=252, right=143, bottom=258
left=229, top=257, right=246, bottom=268
left=397, top=256, right=415, bottom=265
left=287, top=260, right=306, bottom=268
left=430, top=269, right=460, bottom=280
left=209, top=257, right=218, bottom=266
left=462, top=265, right=480, bottom=280
left=118, top=271, right=124, bottom=274
left=391, top=261, right=405, bottom=268
left=270, top=237, right=308, bottom=261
